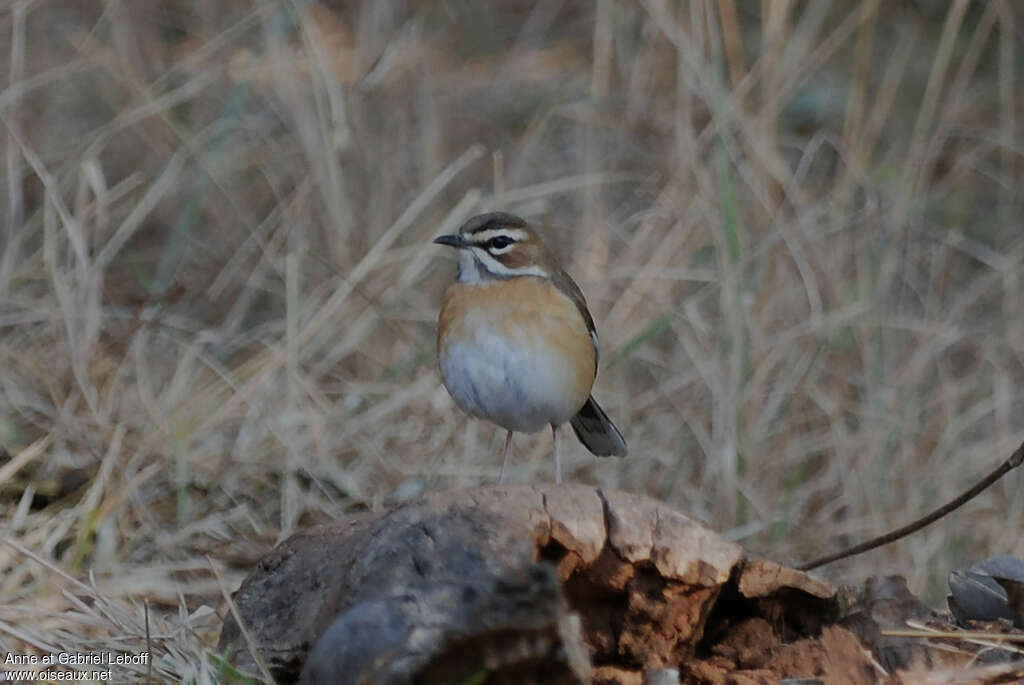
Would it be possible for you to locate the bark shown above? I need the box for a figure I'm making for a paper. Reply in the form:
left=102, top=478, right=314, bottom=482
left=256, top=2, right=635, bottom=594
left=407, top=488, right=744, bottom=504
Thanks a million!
left=218, top=485, right=836, bottom=684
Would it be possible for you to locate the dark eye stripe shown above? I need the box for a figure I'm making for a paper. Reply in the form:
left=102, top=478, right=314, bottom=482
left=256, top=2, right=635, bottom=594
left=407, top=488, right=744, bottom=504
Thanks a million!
left=471, top=234, right=516, bottom=251
left=487, top=236, right=514, bottom=250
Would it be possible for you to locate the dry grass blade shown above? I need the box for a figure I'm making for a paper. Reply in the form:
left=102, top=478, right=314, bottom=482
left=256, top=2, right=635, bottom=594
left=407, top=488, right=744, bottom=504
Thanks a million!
left=0, top=434, right=51, bottom=485
left=881, top=627, right=1024, bottom=646
left=208, top=555, right=276, bottom=684
left=886, top=620, right=1024, bottom=657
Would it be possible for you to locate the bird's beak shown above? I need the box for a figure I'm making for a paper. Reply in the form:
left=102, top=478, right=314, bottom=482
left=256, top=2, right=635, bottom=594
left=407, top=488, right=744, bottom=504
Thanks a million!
left=433, top=234, right=469, bottom=249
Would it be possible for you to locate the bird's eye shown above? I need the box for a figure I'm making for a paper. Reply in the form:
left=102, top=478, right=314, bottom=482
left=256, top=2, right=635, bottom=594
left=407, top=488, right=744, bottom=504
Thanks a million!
left=488, top=236, right=514, bottom=250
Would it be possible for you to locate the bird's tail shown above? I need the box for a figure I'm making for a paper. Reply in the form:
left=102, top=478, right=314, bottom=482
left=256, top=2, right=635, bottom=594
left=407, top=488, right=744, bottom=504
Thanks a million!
left=569, top=395, right=627, bottom=457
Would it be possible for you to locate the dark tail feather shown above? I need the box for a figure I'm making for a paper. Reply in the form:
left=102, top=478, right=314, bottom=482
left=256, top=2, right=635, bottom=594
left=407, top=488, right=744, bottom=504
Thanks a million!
left=570, top=396, right=627, bottom=457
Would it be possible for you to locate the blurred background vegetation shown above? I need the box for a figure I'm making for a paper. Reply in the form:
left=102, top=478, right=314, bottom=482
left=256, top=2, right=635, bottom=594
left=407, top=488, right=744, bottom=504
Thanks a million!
left=0, top=0, right=1021, bottom=678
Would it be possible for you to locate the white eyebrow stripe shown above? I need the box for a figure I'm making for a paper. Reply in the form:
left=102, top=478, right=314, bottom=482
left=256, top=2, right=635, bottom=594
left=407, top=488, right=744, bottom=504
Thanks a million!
left=470, top=248, right=548, bottom=279
left=467, top=228, right=529, bottom=243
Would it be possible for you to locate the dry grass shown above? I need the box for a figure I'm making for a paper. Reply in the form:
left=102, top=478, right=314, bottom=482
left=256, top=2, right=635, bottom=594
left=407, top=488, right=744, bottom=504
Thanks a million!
left=0, top=1, right=1021, bottom=681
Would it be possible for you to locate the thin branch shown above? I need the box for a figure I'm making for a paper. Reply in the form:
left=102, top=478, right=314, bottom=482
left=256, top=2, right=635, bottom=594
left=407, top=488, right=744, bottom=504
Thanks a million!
left=801, top=440, right=1024, bottom=571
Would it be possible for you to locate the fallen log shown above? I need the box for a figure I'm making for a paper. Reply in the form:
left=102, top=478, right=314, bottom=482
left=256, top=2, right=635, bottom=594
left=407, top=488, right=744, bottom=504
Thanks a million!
left=218, top=485, right=838, bottom=683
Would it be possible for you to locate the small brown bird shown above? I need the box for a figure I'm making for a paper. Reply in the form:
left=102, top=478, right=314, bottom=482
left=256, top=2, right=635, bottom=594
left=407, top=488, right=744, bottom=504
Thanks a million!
left=434, top=212, right=627, bottom=483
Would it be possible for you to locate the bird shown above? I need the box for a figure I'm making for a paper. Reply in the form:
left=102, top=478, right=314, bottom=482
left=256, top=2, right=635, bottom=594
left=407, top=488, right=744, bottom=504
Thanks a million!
left=434, top=211, right=627, bottom=484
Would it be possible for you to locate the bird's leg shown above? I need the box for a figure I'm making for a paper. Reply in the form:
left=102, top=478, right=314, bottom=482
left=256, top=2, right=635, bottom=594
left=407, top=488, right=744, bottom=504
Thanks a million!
left=498, top=430, right=514, bottom=484
left=552, top=424, right=561, bottom=484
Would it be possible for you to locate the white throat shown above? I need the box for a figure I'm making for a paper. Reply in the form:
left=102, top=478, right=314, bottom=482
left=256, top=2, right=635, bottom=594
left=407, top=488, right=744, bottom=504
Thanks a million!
left=456, top=249, right=482, bottom=283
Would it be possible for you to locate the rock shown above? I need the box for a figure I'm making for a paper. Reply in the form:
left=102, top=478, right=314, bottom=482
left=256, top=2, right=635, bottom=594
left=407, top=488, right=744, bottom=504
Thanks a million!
left=948, top=554, right=1024, bottom=627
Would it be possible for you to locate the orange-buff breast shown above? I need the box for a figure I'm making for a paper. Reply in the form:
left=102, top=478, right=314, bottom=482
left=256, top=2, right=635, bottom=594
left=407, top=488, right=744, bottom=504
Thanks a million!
left=437, top=277, right=596, bottom=433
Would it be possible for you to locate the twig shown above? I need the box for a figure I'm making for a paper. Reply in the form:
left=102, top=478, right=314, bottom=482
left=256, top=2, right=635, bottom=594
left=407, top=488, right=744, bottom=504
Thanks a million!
left=800, top=440, right=1024, bottom=571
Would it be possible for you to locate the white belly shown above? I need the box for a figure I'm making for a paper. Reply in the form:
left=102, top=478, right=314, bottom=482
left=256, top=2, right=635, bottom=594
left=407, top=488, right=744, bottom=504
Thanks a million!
left=439, top=327, right=584, bottom=434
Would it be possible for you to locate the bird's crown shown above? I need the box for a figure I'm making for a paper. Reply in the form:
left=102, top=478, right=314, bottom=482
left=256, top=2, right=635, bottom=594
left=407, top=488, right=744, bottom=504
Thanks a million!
left=434, top=212, right=556, bottom=282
